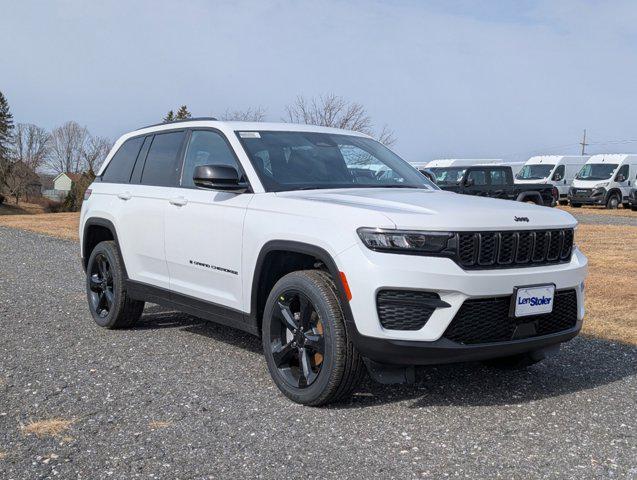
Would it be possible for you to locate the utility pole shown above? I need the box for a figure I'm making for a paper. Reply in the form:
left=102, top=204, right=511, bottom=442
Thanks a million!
left=580, top=129, right=588, bottom=155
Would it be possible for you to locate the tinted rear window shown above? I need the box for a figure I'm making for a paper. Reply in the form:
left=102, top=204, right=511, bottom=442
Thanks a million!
left=102, top=137, right=144, bottom=183
left=140, top=131, right=186, bottom=186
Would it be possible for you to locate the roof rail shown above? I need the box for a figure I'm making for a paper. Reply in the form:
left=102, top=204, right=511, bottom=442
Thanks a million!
left=136, top=117, right=219, bottom=131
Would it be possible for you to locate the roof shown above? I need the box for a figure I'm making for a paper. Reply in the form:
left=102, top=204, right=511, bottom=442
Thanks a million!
left=98, top=120, right=372, bottom=176
left=587, top=154, right=637, bottom=163
left=526, top=155, right=589, bottom=164
left=53, top=172, right=84, bottom=183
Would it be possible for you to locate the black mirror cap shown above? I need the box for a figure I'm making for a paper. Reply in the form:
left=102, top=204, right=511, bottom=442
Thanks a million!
left=193, top=165, right=248, bottom=192
left=616, top=174, right=626, bottom=182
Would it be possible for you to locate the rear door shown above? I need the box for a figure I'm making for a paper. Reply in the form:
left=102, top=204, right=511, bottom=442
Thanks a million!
left=487, top=167, right=511, bottom=199
left=164, top=129, right=252, bottom=312
left=117, top=129, right=187, bottom=290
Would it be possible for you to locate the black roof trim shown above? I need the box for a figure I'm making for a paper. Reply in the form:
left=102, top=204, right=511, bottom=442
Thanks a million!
left=136, top=117, right=219, bottom=131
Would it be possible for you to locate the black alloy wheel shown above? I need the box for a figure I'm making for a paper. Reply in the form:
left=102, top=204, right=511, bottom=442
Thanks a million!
left=88, top=253, right=114, bottom=318
left=85, top=240, right=144, bottom=329
left=269, top=290, right=325, bottom=388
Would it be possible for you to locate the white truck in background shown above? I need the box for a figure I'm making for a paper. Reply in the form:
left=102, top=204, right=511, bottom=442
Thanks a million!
left=515, top=156, right=589, bottom=205
left=568, top=154, right=637, bottom=209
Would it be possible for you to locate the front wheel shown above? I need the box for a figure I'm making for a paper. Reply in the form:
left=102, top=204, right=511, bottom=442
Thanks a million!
left=86, top=240, right=144, bottom=328
left=262, top=270, right=364, bottom=406
left=606, top=194, right=620, bottom=209
left=570, top=202, right=582, bottom=208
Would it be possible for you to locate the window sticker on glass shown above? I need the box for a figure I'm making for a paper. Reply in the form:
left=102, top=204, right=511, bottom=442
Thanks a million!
left=238, top=132, right=261, bottom=138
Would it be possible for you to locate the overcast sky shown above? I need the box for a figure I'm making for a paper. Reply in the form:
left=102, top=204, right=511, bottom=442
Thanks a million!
left=3, top=0, right=637, bottom=162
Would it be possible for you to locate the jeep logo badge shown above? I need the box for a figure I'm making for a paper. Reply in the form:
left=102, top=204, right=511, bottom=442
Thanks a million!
left=514, top=216, right=529, bottom=222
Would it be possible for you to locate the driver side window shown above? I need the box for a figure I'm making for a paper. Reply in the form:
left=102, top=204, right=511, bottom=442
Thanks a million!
left=552, top=165, right=565, bottom=180
left=467, top=169, right=487, bottom=186
left=181, top=130, right=240, bottom=188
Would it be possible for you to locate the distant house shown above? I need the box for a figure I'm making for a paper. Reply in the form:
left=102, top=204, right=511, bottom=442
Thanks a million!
left=43, top=172, right=84, bottom=200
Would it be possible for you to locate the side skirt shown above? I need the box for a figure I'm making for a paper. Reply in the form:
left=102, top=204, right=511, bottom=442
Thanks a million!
left=126, top=280, right=259, bottom=336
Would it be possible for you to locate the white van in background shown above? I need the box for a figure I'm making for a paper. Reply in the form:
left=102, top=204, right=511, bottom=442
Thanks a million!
left=568, top=154, right=637, bottom=209
left=515, top=156, right=589, bottom=205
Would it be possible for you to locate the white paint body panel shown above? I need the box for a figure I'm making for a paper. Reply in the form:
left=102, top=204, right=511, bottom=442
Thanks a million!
left=515, top=155, right=590, bottom=196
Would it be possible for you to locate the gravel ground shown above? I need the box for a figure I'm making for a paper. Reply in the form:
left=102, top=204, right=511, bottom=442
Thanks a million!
left=568, top=211, right=637, bottom=226
left=0, top=226, right=635, bottom=479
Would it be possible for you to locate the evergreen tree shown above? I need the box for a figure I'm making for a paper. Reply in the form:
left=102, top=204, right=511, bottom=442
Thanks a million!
left=163, top=110, right=175, bottom=123
left=0, top=91, right=14, bottom=162
left=175, top=105, right=191, bottom=120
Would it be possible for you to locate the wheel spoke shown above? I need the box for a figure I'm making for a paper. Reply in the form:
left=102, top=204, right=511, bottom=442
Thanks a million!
left=104, top=289, right=114, bottom=309
left=97, top=291, right=108, bottom=310
left=97, top=257, right=108, bottom=278
left=277, top=301, right=298, bottom=332
left=298, top=348, right=316, bottom=387
left=299, top=296, right=313, bottom=331
left=304, top=333, right=324, bottom=353
left=272, top=341, right=296, bottom=367
left=89, top=274, right=102, bottom=292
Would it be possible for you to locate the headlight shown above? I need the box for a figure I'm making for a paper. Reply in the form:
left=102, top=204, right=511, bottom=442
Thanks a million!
left=357, top=228, right=453, bottom=254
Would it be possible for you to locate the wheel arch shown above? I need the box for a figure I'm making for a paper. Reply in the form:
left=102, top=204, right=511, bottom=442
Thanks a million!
left=82, top=217, right=127, bottom=275
left=515, top=191, right=543, bottom=205
left=249, top=240, right=355, bottom=336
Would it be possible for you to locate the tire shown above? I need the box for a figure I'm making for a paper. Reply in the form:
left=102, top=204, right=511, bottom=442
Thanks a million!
left=85, top=240, right=144, bottom=329
left=570, top=202, right=582, bottom=208
left=482, top=351, right=545, bottom=370
left=558, top=199, right=568, bottom=206
left=606, top=194, right=620, bottom=209
left=262, top=270, right=365, bottom=406
left=632, top=205, right=637, bottom=212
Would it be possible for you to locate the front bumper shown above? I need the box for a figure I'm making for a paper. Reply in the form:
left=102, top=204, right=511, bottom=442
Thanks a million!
left=335, top=244, right=587, bottom=364
left=352, top=321, right=581, bottom=365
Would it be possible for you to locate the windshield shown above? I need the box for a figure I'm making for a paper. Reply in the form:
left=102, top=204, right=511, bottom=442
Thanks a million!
left=516, top=164, right=554, bottom=180
left=429, top=167, right=467, bottom=185
left=236, top=131, right=438, bottom=192
left=575, top=163, right=618, bottom=180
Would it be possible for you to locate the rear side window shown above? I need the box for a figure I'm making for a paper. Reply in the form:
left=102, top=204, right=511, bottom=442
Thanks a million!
left=140, top=131, right=186, bottom=186
left=101, top=137, right=144, bottom=183
left=467, top=169, right=487, bottom=186
left=489, top=169, right=507, bottom=185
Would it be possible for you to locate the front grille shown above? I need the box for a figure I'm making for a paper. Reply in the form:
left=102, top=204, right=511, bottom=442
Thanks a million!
left=457, top=229, right=573, bottom=269
left=443, top=289, right=578, bottom=345
left=377, top=290, right=441, bottom=330
left=571, top=188, right=592, bottom=197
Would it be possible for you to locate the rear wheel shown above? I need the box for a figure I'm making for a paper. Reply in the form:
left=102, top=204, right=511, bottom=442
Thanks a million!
left=606, top=194, right=620, bottom=209
left=570, top=202, right=582, bottom=208
left=262, top=270, right=364, bottom=406
left=86, top=241, right=144, bottom=329
left=558, top=199, right=568, bottom=206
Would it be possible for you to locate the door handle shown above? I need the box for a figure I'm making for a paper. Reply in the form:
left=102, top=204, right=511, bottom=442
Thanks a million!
left=117, top=191, right=132, bottom=201
left=169, top=196, right=188, bottom=207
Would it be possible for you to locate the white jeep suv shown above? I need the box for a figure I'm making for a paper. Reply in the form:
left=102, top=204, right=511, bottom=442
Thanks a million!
left=80, top=118, right=588, bottom=406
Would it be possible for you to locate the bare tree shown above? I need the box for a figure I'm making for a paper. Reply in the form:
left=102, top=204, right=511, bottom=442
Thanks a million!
left=13, top=123, right=50, bottom=172
left=82, top=135, right=112, bottom=174
left=2, top=161, right=40, bottom=204
left=220, top=106, right=267, bottom=122
left=46, top=121, right=89, bottom=174
left=284, top=94, right=395, bottom=146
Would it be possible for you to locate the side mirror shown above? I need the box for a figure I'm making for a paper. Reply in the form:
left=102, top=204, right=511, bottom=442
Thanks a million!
left=616, top=174, right=626, bottom=182
left=193, top=165, right=248, bottom=192
left=553, top=174, right=562, bottom=181
left=464, top=178, right=474, bottom=187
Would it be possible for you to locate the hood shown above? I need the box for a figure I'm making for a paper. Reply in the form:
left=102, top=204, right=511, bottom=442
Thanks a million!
left=515, top=178, right=548, bottom=184
left=277, top=188, right=577, bottom=231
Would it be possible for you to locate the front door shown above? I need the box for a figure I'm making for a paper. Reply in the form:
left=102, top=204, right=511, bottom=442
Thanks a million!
left=164, top=129, right=252, bottom=312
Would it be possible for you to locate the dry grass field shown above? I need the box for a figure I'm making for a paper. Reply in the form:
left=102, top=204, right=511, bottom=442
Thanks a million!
left=558, top=204, right=636, bottom=217
left=0, top=211, right=635, bottom=345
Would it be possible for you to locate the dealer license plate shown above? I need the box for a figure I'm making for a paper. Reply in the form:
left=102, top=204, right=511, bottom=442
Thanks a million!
left=512, top=285, right=555, bottom=317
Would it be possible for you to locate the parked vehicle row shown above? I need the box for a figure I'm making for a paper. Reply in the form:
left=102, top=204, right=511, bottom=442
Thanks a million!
left=414, top=154, right=637, bottom=210
left=80, top=119, right=588, bottom=406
